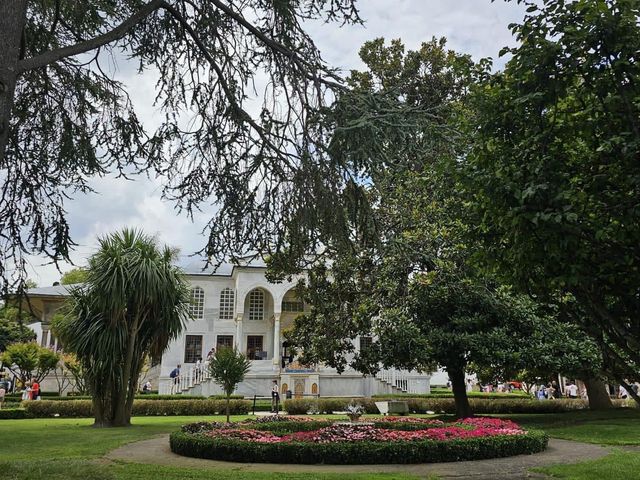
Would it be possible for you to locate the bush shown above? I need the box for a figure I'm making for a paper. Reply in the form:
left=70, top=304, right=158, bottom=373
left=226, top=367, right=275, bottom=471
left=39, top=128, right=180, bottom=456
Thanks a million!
left=373, top=391, right=530, bottom=399
left=284, top=398, right=316, bottom=415
left=250, top=420, right=333, bottom=434
left=401, top=398, right=591, bottom=415
left=317, top=398, right=347, bottom=414
left=0, top=408, right=29, bottom=419
left=21, top=399, right=250, bottom=418
left=169, top=429, right=548, bottom=464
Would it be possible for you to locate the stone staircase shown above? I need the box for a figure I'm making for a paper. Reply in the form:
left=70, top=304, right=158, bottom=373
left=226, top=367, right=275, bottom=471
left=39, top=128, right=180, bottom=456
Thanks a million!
left=374, top=368, right=430, bottom=395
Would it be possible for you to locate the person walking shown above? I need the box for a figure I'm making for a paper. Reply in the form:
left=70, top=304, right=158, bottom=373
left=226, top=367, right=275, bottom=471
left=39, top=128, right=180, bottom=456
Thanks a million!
left=271, top=380, right=280, bottom=413
left=169, top=364, right=181, bottom=394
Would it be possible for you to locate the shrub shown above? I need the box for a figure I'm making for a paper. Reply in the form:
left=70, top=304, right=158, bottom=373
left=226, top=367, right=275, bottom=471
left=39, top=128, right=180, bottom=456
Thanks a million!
left=250, top=420, right=333, bottom=434
left=317, top=398, right=347, bottom=414
left=0, top=408, right=29, bottom=419
left=402, top=398, right=591, bottom=415
left=24, top=399, right=93, bottom=417
left=21, top=398, right=250, bottom=418
left=169, top=428, right=548, bottom=464
left=284, top=398, right=316, bottom=415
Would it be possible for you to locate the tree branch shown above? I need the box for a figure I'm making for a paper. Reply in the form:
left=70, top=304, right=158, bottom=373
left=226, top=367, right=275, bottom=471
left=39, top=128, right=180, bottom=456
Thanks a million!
left=17, top=0, right=164, bottom=73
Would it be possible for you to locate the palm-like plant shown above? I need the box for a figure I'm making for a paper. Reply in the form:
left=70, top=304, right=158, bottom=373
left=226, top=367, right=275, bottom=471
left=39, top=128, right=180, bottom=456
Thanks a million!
left=209, top=347, right=251, bottom=422
left=54, top=229, right=190, bottom=427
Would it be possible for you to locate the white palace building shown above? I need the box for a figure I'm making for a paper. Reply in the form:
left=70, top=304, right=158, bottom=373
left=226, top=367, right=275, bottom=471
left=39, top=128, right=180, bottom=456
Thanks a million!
left=22, top=258, right=435, bottom=398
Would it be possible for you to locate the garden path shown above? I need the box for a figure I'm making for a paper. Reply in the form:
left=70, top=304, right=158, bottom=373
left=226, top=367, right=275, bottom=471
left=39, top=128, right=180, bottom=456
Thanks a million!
left=105, top=435, right=610, bottom=479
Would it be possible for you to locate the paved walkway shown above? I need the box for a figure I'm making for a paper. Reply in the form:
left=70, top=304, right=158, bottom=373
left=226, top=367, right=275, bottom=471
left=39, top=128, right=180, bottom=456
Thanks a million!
left=106, top=435, right=611, bottom=479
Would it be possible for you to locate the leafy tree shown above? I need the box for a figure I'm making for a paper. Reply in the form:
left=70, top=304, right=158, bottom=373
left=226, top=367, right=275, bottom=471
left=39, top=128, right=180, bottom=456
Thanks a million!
left=0, top=0, right=360, bottom=295
left=467, top=0, right=640, bottom=404
left=60, top=268, right=88, bottom=285
left=273, top=39, right=508, bottom=418
left=209, top=347, right=251, bottom=422
left=0, top=342, right=59, bottom=387
left=53, top=228, right=190, bottom=427
left=53, top=352, right=88, bottom=395
left=0, top=307, right=35, bottom=351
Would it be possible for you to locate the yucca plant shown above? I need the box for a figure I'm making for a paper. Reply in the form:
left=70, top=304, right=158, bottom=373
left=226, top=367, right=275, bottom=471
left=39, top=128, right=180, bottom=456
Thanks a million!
left=53, top=229, right=190, bottom=427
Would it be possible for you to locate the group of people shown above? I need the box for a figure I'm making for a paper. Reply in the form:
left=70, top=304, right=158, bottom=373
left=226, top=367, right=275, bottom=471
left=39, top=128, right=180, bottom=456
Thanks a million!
left=0, top=378, right=40, bottom=407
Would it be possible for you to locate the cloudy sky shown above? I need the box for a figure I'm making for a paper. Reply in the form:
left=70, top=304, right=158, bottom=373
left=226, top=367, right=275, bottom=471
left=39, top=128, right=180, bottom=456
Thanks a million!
left=28, top=0, right=527, bottom=287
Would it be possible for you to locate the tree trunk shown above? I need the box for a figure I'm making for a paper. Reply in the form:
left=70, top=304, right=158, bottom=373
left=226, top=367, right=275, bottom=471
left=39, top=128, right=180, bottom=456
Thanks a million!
left=0, top=1, right=27, bottom=165
left=448, top=366, right=472, bottom=418
left=226, top=394, right=230, bottom=423
left=582, top=377, right=613, bottom=410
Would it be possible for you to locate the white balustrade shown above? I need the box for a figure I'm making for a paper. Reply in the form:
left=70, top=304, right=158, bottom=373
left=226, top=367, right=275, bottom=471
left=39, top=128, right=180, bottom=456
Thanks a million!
left=375, top=367, right=427, bottom=394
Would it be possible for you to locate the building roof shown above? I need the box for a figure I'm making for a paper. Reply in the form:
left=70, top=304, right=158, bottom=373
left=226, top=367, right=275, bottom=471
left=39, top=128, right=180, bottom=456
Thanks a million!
left=180, top=256, right=267, bottom=276
left=24, top=283, right=79, bottom=298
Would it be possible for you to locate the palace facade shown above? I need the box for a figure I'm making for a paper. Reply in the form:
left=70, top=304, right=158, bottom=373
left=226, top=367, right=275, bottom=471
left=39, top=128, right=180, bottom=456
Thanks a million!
left=21, top=259, right=434, bottom=398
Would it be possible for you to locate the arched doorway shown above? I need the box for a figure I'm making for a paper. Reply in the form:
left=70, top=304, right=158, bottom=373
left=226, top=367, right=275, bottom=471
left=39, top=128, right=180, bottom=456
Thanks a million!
left=294, top=378, right=305, bottom=398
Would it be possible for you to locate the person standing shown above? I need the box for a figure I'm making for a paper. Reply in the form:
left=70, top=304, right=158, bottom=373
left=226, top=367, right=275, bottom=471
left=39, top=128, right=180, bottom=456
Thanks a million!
left=619, top=384, right=629, bottom=399
left=31, top=378, right=40, bottom=400
left=565, top=381, right=578, bottom=399
left=271, top=380, right=280, bottom=413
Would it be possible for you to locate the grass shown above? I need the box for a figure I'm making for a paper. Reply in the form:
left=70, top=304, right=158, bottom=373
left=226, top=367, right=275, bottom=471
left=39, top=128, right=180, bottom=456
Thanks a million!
left=533, top=449, right=640, bottom=479
left=0, top=459, right=427, bottom=480
left=495, top=408, right=640, bottom=445
left=0, top=416, right=250, bottom=460
left=2, top=408, right=640, bottom=479
left=0, top=415, right=425, bottom=480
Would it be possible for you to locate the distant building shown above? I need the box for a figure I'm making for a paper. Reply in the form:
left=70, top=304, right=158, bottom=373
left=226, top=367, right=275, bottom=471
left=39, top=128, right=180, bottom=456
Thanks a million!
left=20, top=259, right=433, bottom=397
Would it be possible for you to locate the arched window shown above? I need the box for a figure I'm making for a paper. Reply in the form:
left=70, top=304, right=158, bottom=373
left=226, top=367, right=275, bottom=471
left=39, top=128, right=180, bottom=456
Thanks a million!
left=219, top=288, right=235, bottom=320
left=311, top=383, right=318, bottom=395
left=189, top=287, right=205, bottom=319
left=281, top=383, right=288, bottom=394
left=248, top=289, right=265, bottom=321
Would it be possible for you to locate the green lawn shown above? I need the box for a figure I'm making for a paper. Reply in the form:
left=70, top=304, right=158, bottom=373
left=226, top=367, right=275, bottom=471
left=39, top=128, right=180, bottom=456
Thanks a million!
left=1, top=409, right=640, bottom=479
left=0, top=416, right=424, bottom=480
left=533, top=449, right=640, bottom=479
left=497, top=409, right=640, bottom=445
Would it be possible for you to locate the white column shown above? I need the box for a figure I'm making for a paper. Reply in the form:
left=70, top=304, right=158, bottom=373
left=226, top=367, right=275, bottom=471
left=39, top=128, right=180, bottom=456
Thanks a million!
left=235, top=314, right=243, bottom=352
left=273, top=313, right=281, bottom=366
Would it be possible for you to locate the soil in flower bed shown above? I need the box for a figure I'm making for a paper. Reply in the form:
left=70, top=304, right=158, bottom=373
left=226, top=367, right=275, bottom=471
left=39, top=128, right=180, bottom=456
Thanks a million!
left=170, top=416, right=548, bottom=464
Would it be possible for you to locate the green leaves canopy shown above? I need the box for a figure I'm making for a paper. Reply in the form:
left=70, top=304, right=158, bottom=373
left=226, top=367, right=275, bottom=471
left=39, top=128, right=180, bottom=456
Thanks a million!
left=209, top=347, right=251, bottom=422
left=53, top=228, right=190, bottom=427
left=467, top=0, right=640, bottom=388
left=0, top=342, right=59, bottom=386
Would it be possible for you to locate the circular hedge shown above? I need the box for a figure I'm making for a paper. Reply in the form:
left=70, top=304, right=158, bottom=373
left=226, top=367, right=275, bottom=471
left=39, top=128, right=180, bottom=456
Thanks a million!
left=170, top=416, right=548, bottom=464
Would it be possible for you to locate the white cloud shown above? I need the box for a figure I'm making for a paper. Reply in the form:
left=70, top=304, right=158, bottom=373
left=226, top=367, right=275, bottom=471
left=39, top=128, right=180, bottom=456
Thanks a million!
left=27, top=0, right=526, bottom=287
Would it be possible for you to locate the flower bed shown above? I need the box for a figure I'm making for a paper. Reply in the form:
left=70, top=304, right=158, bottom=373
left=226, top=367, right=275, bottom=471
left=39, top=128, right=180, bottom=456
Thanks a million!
left=170, top=417, right=548, bottom=464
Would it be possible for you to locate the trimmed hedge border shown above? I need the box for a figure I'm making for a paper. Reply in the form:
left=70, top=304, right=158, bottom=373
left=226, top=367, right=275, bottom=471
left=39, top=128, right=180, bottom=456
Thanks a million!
left=3, top=393, right=239, bottom=402
left=284, top=397, right=634, bottom=415
left=169, top=429, right=549, bottom=464
left=0, top=408, right=29, bottom=419
left=20, top=399, right=250, bottom=418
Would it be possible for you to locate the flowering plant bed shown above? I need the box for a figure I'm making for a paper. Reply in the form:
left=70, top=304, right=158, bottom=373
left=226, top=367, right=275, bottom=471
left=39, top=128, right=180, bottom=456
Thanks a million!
left=170, top=416, right=548, bottom=464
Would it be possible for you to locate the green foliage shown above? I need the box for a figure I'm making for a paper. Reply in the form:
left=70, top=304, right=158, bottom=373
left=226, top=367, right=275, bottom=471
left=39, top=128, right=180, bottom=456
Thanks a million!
left=0, top=307, right=35, bottom=351
left=283, top=398, right=317, bottom=415
left=20, top=399, right=250, bottom=418
left=0, top=0, right=361, bottom=297
left=53, top=229, right=191, bottom=427
left=208, top=347, right=251, bottom=422
left=0, top=342, right=59, bottom=386
left=169, top=429, right=548, bottom=464
left=468, top=0, right=640, bottom=390
left=60, top=268, right=88, bottom=285
left=0, top=408, right=29, bottom=419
